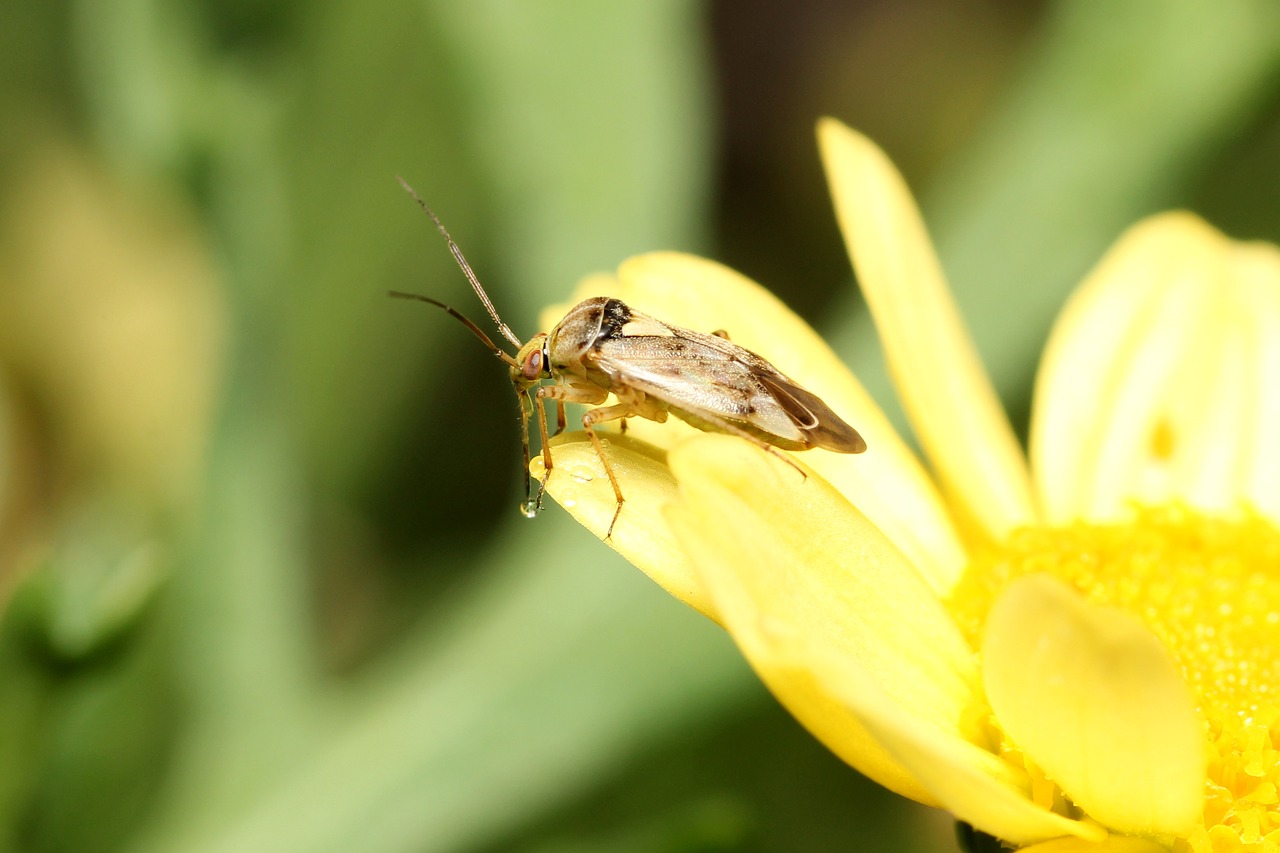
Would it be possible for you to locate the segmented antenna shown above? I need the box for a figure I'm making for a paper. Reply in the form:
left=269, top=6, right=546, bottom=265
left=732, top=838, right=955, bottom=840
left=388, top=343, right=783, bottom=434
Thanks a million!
left=387, top=291, right=519, bottom=369
left=396, top=176, right=522, bottom=349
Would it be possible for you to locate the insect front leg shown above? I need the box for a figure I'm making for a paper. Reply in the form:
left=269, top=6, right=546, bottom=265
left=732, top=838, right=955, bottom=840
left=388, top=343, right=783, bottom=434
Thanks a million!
left=534, top=383, right=609, bottom=514
left=613, top=386, right=668, bottom=423
left=518, top=390, right=537, bottom=515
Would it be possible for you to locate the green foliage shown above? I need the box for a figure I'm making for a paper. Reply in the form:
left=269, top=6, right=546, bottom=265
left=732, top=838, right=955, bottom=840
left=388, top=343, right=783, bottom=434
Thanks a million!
left=0, top=1, right=1277, bottom=851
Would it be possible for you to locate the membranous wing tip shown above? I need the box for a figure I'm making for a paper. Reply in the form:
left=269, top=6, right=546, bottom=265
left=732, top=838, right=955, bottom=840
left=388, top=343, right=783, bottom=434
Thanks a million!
left=759, top=373, right=866, bottom=454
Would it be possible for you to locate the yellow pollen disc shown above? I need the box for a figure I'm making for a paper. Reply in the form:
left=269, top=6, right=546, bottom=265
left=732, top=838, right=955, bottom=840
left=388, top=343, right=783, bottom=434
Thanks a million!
left=947, top=507, right=1280, bottom=851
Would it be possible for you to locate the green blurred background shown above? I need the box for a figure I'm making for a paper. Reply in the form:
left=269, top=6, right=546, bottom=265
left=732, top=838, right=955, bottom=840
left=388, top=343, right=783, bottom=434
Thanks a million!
left=0, top=1, right=1277, bottom=851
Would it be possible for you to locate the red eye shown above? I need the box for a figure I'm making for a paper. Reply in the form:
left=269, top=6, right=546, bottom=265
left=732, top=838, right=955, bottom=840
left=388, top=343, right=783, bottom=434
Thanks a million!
left=522, top=349, right=543, bottom=381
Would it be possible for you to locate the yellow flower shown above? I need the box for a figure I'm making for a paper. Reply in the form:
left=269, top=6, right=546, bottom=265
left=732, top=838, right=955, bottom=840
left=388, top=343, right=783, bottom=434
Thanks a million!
left=532, top=117, right=1280, bottom=852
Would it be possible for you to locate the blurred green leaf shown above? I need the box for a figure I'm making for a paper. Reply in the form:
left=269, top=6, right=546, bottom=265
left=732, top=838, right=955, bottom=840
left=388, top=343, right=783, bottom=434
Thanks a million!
left=0, top=626, right=53, bottom=850
left=20, top=614, right=177, bottom=853
left=13, top=504, right=165, bottom=662
left=517, top=796, right=750, bottom=853
left=142, top=518, right=749, bottom=853
left=9, top=1, right=1278, bottom=851
left=0, top=519, right=176, bottom=853
left=281, top=0, right=713, bottom=499
left=112, top=3, right=729, bottom=853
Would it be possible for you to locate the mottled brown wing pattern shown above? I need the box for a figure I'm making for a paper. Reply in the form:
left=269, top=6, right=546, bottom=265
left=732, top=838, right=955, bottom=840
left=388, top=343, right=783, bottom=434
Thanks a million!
left=755, top=372, right=866, bottom=453
left=587, top=314, right=865, bottom=453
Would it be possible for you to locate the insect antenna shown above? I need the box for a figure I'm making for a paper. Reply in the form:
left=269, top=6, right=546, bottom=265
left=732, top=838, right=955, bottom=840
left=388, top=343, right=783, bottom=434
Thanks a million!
left=392, top=180, right=550, bottom=524
left=388, top=291, right=520, bottom=369
left=396, top=176, right=523, bottom=349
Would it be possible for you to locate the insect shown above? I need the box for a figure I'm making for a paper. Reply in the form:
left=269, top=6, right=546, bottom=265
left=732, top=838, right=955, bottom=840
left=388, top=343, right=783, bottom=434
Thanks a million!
left=391, top=177, right=866, bottom=537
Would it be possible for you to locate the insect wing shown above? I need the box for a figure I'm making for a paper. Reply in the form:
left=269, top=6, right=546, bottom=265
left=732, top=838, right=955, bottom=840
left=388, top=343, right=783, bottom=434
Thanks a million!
left=588, top=317, right=864, bottom=453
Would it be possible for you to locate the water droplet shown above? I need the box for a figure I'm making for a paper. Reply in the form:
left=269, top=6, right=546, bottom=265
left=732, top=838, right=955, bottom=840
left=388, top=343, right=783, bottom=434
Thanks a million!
left=519, top=499, right=540, bottom=519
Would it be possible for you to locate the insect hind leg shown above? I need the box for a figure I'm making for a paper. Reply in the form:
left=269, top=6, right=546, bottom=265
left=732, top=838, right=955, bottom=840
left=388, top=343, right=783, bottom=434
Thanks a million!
left=580, top=403, right=634, bottom=540
left=686, top=410, right=808, bottom=480
left=534, top=383, right=616, bottom=529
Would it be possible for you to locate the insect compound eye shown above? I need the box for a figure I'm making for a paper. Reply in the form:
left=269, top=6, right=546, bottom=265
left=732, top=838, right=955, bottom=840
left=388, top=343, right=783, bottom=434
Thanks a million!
left=522, top=348, right=544, bottom=381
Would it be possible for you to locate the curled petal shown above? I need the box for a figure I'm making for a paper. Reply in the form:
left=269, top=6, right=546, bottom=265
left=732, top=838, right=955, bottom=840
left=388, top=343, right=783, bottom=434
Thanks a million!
left=800, top=643, right=1105, bottom=846
left=982, top=575, right=1204, bottom=837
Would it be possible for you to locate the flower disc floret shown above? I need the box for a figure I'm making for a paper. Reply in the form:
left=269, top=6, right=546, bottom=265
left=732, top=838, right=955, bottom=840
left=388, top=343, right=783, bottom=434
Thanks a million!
left=951, top=507, right=1280, bottom=850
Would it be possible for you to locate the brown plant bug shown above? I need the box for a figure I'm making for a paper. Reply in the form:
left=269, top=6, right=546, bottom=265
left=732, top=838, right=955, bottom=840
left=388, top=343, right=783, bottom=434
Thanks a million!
left=391, top=178, right=865, bottom=538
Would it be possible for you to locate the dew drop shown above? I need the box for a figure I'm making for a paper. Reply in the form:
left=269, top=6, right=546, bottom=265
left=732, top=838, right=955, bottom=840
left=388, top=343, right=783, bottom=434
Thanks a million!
left=519, top=499, right=540, bottom=519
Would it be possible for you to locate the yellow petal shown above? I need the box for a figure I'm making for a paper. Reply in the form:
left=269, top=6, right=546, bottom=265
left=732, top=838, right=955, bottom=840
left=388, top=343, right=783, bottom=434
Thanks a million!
left=531, top=432, right=715, bottom=618
left=1020, top=836, right=1166, bottom=853
left=1232, top=242, right=1280, bottom=523
left=551, top=251, right=968, bottom=594
left=818, top=117, right=1037, bottom=541
left=1030, top=213, right=1230, bottom=523
left=668, top=434, right=980, bottom=803
left=981, top=575, right=1204, bottom=837
left=801, top=643, right=1105, bottom=846
left=1167, top=280, right=1249, bottom=514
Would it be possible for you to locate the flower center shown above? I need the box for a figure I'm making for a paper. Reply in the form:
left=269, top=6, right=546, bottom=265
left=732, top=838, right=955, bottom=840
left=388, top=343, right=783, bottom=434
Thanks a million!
left=946, top=506, right=1280, bottom=850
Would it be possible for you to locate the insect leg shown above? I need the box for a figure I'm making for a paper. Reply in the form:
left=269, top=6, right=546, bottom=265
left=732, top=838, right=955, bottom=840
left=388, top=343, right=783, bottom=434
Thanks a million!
left=580, top=403, right=636, bottom=539
left=535, top=384, right=610, bottom=515
left=532, top=391, right=554, bottom=513
left=554, top=401, right=567, bottom=436
left=518, top=389, right=537, bottom=516
left=683, top=408, right=808, bottom=480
